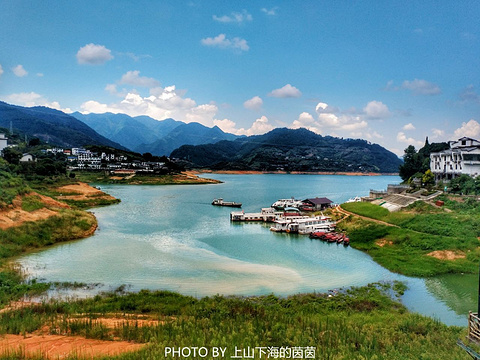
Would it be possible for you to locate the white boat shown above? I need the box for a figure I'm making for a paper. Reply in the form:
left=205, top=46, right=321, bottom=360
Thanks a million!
left=270, top=215, right=336, bottom=234
left=212, top=198, right=242, bottom=207
left=271, top=198, right=304, bottom=209
left=345, top=196, right=362, bottom=203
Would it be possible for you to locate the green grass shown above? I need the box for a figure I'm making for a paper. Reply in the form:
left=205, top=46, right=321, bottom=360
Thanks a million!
left=20, top=194, right=45, bottom=212
left=339, top=200, right=480, bottom=276
left=0, top=284, right=470, bottom=359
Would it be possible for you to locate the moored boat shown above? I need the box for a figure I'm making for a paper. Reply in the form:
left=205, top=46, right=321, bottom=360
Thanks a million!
left=212, top=198, right=242, bottom=207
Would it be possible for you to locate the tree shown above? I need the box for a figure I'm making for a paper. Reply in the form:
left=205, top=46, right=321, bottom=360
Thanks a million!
left=399, top=145, right=422, bottom=182
left=422, top=169, right=435, bottom=187
left=2, top=147, right=22, bottom=165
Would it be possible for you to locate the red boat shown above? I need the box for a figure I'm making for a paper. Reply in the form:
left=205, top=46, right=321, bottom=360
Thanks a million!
left=343, top=236, right=350, bottom=246
left=309, top=231, right=327, bottom=239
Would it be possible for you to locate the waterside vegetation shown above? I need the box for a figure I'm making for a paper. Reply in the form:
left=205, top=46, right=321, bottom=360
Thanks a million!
left=0, top=284, right=471, bottom=359
left=338, top=198, right=480, bottom=277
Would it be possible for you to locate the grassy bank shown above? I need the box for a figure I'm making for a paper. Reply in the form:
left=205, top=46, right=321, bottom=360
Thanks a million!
left=0, top=283, right=470, bottom=359
left=74, top=171, right=221, bottom=185
left=338, top=199, right=480, bottom=277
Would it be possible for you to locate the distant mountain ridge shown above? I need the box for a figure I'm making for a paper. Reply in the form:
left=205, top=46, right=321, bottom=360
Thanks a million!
left=72, top=112, right=240, bottom=155
left=171, top=128, right=403, bottom=173
left=0, top=102, right=126, bottom=149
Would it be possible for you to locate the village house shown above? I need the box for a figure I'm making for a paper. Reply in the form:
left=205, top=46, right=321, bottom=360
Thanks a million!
left=430, top=137, right=480, bottom=182
left=302, top=197, right=333, bottom=211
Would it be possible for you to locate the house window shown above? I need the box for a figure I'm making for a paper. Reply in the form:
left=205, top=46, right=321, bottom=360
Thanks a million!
left=462, top=140, right=466, bottom=146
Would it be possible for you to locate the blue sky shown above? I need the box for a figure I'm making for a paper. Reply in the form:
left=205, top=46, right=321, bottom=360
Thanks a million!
left=1, top=1, right=479, bottom=155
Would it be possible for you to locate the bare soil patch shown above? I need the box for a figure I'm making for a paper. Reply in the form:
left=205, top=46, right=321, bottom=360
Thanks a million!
left=376, top=238, right=393, bottom=247
left=0, top=334, right=145, bottom=359
left=0, top=192, right=70, bottom=230
left=56, top=182, right=117, bottom=202
left=426, top=250, right=466, bottom=260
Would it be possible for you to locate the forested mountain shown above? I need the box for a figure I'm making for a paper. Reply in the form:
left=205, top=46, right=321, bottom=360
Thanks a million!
left=171, top=128, right=403, bottom=173
left=0, top=102, right=126, bottom=149
left=135, top=123, right=239, bottom=156
left=71, top=112, right=183, bottom=151
left=73, top=112, right=239, bottom=155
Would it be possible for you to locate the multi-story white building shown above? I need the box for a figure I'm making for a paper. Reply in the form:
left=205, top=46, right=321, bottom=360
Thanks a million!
left=430, top=137, right=480, bottom=182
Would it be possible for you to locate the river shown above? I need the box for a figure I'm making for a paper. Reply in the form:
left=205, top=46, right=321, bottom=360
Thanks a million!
left=17, top=174, right=476, bottom=326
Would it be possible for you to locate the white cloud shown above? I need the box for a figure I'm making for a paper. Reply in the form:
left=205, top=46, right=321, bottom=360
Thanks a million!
left=76, top=43, right=114, bottom=65
left=290, top=112, right=320, bottom=133
left=313, top=101, right=368, bottom=133
left=0, top=64, right=3, bottom=78
left=243, top=96, right=263, bottom=111
left=213, top=118, right=238, bottom=134
left=214, top=116, right=274, bottom=136
left=120, top=70, right=160, bottom=88
left=36, top=73, right=44, bottom=77
left=396, top=132, right=423, bottom=147
left=201, top=34, right=249, bottom=52
left=363, top=100, right=391, bottom=119
left=81, top=86, right=218, bottom=126
left=403, top=123, right=416, bottom=131
left=213, top=10, right=252, bottom=23
left=268, top=84, right=302, bottom=98
left=261, top=7, right=278, bottom=16
left=12, top=64, right=28, bottom=77
left=2, top=92, right=72, bottom=112
left=453, top=119, right=480, bottom=139
left=431, top=128, right=446, bottom=140
left=401, top=79, right=441, bottom=95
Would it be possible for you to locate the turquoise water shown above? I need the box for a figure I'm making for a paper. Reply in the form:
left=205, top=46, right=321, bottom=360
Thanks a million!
left=17, top=174, right=475, bottom=326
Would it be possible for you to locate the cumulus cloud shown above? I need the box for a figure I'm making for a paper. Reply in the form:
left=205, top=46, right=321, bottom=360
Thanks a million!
left=213, top=10, right=252, bottom=23
left=214, top=116, right=274, bottom=136
left=76, top=43, right=114, bottom=65
left=81, top=86, right=218, bottom=127
left=402, top=79, right=441, bottom=95
left=268, top=84, right=302, bottom=98
left=396, top=132, right=423, bottom=147
left=363, top=100, right=391, bottom=119
left=243, top=96, right=263, bottom=111
left=402, top=123, right=416, bottom=131
left=290, top=112, right=320, bottom=133
left=12, top=64, right=28, bottom=77
left=1, top=92, right=72, bottom=112
left=261, top=7, right=278, bottom=16
left=454, top=119, right=480, bottom=138
left=313, top=101, right=368, bottom=133
left=201, top=34, right=249, bottom=52
left=120, top=70, right=160, bottom=88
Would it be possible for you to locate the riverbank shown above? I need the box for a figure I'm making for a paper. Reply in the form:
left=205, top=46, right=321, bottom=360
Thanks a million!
left=198, top=169, right=399, bottom=176
left=74, top=171, right=222, bottom=185
left=336, top=199, right=480, bottom=277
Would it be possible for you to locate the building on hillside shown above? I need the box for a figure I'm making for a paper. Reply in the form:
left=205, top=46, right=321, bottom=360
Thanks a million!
left=0, top=133, right=8, bottom=155
left=20, top=153, right=35, bottom=162
left=302, top=197, right=333, bottom=211
left=430, top=137, right=480, bottom=182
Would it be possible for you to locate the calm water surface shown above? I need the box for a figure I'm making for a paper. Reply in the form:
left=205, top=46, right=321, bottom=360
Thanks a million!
left=17, top=174, right=476, bottom=326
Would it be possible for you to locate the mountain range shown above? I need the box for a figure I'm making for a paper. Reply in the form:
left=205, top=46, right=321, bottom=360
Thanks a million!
left=171, top=128, right=403, bottom=173
left=71, top=112, right=239, bottom=155
left=0, top=102, right=125, bottom=149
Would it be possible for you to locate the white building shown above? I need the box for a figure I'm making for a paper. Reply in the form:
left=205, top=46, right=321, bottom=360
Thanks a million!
left=0, top=133, right=8, bottom=155
left=430, top=137, right=480, bottom=182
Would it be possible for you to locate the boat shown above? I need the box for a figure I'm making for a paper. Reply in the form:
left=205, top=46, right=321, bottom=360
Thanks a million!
left=271, top=198, right=304, bottom=210
left=212, top=198, right=242, bottom=208
left=345, top=196, right=362, bottom=203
